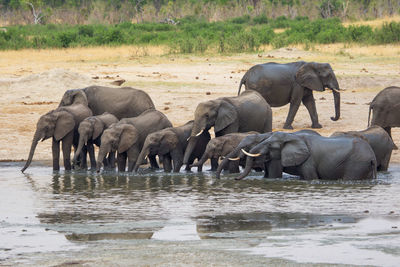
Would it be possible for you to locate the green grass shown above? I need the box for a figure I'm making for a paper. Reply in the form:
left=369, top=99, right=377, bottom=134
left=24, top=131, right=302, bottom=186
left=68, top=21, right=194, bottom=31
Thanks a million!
left=0, top=16, right=399, bottom=52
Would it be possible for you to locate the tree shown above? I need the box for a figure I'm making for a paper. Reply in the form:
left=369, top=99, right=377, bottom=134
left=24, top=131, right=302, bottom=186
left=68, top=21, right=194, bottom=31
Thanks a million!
left=27, top=1, right=44, bottom=24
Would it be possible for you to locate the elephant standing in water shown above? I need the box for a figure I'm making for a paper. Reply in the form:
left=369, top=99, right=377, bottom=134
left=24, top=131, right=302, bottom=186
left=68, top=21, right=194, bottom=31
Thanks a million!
left=22, top=94, right=92, bottom=172
left=190, top=132, right=259, bottom=173
left=96, top=110, right=172, bottom=172
left=238, top=61, right=341, bottom=129
left=73, top=112, right=119, bottom=170
left=183, top=90, right=272, bottom=170
left=238, top=132, right=376, bottom=180
left=134, top=121, right=210, bottom=173
left=368, top=86, right=400, bottom=141
left=59, top=85, right=155, bottom=119
left=331, top=126, right=394, bottom=171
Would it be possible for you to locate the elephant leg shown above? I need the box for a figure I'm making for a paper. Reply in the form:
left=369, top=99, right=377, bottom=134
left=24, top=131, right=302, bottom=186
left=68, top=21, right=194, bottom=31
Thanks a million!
left=302, top=90, right=322, bottom=128
left=109, top=152, right=116, bottom=169
left=80, top=145, right=88, bottom=169
left=228, top=160, right=240, bottom=173
left=284, top=95, right=302, bottom=129
left=163, top=154, right=173, bottom=172
left=266, top=159, right=283, bottom=178
left=149, top=155, right=159, bottom=169
left=62, top=132, right=73, bottom=171
left=384, top=127, right=392, bottom=139
left=210, top=157, right=218, bottom=171
left=378, top=151, right=392, bottom=171
left=117, top=153, right=127, bottom=172
left=52, top=138, right=60, bottom=171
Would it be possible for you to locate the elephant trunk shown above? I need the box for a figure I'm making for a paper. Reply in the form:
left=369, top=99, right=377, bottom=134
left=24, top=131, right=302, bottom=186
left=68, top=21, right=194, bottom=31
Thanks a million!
left=236, top=156, right=254, bottom=180
left=73, top=135, right=87, bottom=164
left=183, top=137, right=198, bottom=164
left=330, top=88, right=340, bottom=121
left=134, top=140, right=150, bottom=172
left=21, top=131, right=42, bottom=172
left=96, top=146, right=109, bottom=172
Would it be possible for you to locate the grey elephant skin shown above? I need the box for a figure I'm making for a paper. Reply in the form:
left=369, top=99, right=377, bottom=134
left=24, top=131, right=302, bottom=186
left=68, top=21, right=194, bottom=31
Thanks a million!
left=59, top=85, right=155, bottom=119
left=96, top=109, right=172, bottom=172
left=134, top=121, right=210, bottom=173
left=191, top=131, right=259, bottom=174
left=183, top=90, right=272, bottom=169
left=368, top=86, right=400, bottom=141
left=22, top=95, right=92, bottom=172
left=331, top=126, right=394, bottom=171
left=73, top=112, right=119, bottom=170
left=238, top=131, right=376, bottom=180
left=216, top=129, right=320, bottom=179
left=239, top=61, right=340, bottom=129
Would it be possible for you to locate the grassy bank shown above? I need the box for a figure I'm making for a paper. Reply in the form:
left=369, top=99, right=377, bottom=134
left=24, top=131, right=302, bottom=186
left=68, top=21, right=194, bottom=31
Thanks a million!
left=0, top=16, right=399, bottom=53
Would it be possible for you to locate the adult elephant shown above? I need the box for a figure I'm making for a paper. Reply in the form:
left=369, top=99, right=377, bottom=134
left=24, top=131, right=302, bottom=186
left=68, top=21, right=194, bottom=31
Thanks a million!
left=216, top=129, right=320, bottom=179
left=238, top=61, right=340, bottom=129
left=59, top=85, right=155, bottom=119
left=238, top=132, right=376, bottom=180
left=331, top=126, right=394, bottom=171
left=183, top=90, right=272, bottom=170
left=190, top=132, right=259, bottom=173
left=96, top=109, right=172, bottom=172
left=368, top=86, right=400, bottom=140
left=73, top=112, right=119, bottom=170
left=134, top=121, right=210, bottom=173
left=21, top=94, right=92, bottom=172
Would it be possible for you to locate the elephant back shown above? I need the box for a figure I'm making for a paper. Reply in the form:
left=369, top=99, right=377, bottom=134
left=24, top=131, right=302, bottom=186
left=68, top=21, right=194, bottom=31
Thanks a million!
left=83, top=86, right=155, bottom=119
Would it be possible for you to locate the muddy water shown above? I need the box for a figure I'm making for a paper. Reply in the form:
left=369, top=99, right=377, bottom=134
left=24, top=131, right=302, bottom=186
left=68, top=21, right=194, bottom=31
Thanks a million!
left=1, top=162, right=400, bottom=266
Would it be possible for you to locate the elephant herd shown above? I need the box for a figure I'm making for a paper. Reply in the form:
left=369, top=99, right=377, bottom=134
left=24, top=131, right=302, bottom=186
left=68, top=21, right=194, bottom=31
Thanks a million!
left=21, top=61, right=400, bottom=181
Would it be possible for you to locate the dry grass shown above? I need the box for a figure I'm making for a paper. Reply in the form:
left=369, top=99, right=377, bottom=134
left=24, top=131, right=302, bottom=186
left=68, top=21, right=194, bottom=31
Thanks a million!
left=343, top=15, right=400, bottom=28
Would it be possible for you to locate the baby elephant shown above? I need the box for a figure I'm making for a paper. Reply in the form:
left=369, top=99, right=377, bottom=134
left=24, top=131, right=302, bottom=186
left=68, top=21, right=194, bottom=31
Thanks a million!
left=134, top=121, right=210, bottom=173
left=190, top=132, right=259, bottom=173
left=73, top=112, right=119, bottom=170
left=331, top=126, right=394, bottom=171
left=96, top=109, right=172, bottom=172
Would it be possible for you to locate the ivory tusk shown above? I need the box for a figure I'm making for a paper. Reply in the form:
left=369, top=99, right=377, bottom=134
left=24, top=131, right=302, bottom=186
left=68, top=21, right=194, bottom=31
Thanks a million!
left=241, top=149, right=261, bottom=157
left=145, top=155, right=148, bottom=160
left=331, top=88, right=340, bottom=93
left=228, top=157, right=240, bottom=161
left=195, top=129, right=204, bottom=137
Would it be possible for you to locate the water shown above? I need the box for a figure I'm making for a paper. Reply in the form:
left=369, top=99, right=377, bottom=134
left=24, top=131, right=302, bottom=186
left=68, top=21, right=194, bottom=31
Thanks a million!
left=1, top=162, right=400, bottom=266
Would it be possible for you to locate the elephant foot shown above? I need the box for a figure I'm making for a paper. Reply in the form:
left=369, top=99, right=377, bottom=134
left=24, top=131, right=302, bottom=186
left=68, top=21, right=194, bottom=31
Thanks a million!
left=283, top=124, right=293, bottom=130
left=311, top=123, right=322, bottom=129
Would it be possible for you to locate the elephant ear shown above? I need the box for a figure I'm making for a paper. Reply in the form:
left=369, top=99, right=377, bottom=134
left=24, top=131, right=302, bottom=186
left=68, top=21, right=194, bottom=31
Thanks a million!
left=54, top=111, right=76, bottom=141
left=118, top=125, right=139, bottom=153
left=295, top=63, right=324, bottom=92
left=159, top=131, right=179, bottom=155
left=215, top=101, right=237, bottom=133
left=92, top=119, right=105, bottom=140
left=281, top=135, right=310, bottom=167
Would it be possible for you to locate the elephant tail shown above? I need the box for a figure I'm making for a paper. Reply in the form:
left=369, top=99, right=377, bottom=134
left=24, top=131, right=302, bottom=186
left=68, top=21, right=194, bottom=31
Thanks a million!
left=371, top=159, right=377, bottom=180
left=238, top=72, right=248, bottom=95
left=367, top=104, right=372, bottom=127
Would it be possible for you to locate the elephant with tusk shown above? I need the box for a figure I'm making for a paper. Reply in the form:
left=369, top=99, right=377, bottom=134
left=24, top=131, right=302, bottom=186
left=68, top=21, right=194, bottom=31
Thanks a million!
left=183, top=90, right=272, bottom=171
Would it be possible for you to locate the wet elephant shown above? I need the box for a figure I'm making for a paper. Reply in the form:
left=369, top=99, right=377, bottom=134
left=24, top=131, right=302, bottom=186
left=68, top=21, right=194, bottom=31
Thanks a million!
left=59, top=85, right=155, bottom=119
left=238, top=61, right=340, bottom=129
left=134, top=121, right=210, bottom=173
left=190, top=131, right=259, bottom=173
left=22, top=95, right=92, bottom=172
left=96, top=109, right=172, bottom=172
left=183, top=90, right=272, bottom=170
left=331, top=126, right=394, bottom=171
left=73, top=112, right=119, bottom=170
left=238, top=132, right=376, bottom=180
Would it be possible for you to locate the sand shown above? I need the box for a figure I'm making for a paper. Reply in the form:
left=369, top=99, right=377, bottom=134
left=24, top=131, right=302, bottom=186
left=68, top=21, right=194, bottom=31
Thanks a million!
left=1, top=44, right=400, bottom=164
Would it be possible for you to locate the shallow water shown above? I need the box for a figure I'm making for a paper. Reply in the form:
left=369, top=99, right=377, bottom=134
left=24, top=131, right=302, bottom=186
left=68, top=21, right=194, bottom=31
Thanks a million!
left=1, top=162, right=400, bottom=266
